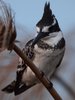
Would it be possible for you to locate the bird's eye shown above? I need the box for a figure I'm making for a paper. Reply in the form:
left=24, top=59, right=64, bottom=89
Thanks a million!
left=42, top=26, right=49, bottom=32
left=36, top=27, right=40, bottom=33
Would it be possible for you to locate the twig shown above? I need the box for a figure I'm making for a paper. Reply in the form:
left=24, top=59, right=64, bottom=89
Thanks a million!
left=11, top=43, right=62, bottom=100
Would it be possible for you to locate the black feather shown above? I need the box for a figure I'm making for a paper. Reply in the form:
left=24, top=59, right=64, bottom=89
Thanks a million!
left=36, top=2, right=53, bottom=28
left=2, top=80, right=16, bottom=93
left=14, top=83, right=36, bottom=96
left=2, top=80, right=36, bottom=95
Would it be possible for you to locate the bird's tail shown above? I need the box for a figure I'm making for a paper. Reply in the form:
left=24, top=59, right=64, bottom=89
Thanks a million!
left=2, top=80, right=36, bottom=96
left=2, top=80, right=16, bottom=93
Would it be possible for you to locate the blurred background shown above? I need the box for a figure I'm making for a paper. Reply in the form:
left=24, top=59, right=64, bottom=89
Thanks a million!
left=0, top=0, right=75, bottom=100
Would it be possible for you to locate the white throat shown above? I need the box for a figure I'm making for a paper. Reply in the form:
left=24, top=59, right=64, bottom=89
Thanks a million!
left=42, top=31, right=63, bottom=47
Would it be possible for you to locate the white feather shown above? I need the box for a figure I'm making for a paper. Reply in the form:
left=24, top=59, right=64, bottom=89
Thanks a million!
left=36, top=26, right=40, bottom=33
left=43, top=31, right=63, bottom=46
left=19, top=57, right=22, bottom=65
left=42, top=26, right=49, bottom=32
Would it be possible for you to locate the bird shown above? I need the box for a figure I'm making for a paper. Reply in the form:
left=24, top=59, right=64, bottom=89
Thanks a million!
left=2, top=2, right=65, bottom=95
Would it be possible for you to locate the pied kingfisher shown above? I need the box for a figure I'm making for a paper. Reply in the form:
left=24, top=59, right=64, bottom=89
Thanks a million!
left=2, top=2, right=65, bottom=95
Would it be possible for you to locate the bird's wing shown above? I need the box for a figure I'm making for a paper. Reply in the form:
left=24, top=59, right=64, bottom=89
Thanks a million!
left=24, top=39, right=35, bottom=60
left=2, top=39, right=37, bottom=95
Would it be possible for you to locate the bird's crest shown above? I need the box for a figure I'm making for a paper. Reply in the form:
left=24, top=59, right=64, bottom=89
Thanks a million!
left=43, top=2, right=52, bottom=19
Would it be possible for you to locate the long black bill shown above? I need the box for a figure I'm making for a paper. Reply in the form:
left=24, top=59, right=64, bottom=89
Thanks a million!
left=32, top=32, right=49, bottom=47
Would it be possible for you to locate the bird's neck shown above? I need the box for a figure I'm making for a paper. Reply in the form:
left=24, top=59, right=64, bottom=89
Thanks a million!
left=41, top=31, right=63, bottom=46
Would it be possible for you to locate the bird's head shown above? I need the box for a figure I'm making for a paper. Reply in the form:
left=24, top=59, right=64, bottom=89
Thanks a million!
left=36, top=2, right=55, bottom=33
left=32, top=2, right=57, bottom=46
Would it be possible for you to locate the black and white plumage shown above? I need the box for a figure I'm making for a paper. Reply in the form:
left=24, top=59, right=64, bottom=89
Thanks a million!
left=2, top=2, right=65, bottom=95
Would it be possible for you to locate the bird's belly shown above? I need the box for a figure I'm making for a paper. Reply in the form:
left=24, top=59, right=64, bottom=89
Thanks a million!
left=22, top=48, right=65, bottom=85
left=33, top=49, right=63, bottom=77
